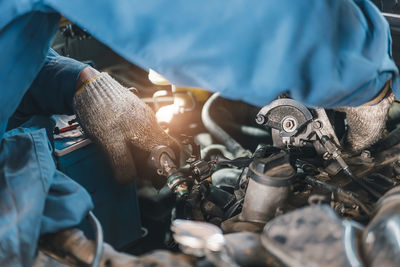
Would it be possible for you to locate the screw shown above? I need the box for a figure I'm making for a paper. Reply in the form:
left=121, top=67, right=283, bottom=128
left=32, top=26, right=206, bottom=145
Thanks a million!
left=313, top=120, right=322, bottom=129
left=256, top=115, right=265, bottom=125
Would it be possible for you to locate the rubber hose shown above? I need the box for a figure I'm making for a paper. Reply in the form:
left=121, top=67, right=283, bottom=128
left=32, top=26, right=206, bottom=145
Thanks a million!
left=374, top=125, right=400, bottom=152
left=221, top=121, right=270, bottom=138
left=202, top=93, right=249, bottom=157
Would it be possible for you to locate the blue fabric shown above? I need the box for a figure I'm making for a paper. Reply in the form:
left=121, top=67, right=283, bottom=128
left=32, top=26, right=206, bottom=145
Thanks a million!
left=7, top=48, right=87, bottom=128
left=0, top=6, right=91, bottom=264
left=4, top=48, right=87, bottom=136
left=0, top=117, right=93, bottom=266
left=26, top=48, right=88, bottom=115
left=0, top=11, right=59, bottom=138
left=42, top=0, right=398, bottom=108
left=0, top=122, right=6, bottom=141
left=1, top=1, right=399, bottom=137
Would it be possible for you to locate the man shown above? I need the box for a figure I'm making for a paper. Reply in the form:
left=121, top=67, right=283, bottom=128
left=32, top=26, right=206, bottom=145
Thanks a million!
left=0, top=0, right=398, bottom=265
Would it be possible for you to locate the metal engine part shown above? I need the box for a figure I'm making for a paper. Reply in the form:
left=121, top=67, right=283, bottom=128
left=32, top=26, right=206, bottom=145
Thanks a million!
left=239, top=150, right=295, bottom=223
left=260, top=205, right=364, bottom=267
left=172, top=219, right=238, bottom=267
left=362, top=186, right=400, bottom=267
left=256, top=98, right=340, bottom=151
left=50, top=19, right=400, bottom=266
left=256, top=98, right=313, bottom=147
left=144, top=94, right=400, bottom=266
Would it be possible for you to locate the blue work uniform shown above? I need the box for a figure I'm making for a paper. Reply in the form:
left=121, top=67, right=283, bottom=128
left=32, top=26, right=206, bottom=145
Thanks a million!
left=0, top=47, right=93, bottom=266
left=0, top=0, right=399, bottom=265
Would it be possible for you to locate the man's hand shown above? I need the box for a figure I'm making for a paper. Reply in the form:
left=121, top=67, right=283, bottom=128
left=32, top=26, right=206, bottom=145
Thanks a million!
left=335, top=83, right=394, bottom=153
left=73, top=69, right=176, bottom=183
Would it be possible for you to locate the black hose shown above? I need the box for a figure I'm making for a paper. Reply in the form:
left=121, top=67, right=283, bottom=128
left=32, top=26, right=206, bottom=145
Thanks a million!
left=87, top=211, right=104, bottom=267
left=215, top=155, right=253, bottom=168
left=342, top=168, right=381, bottom=200
left=202, top=93, right=248, bottom=157
left=373, top=125, right=400, bottom=152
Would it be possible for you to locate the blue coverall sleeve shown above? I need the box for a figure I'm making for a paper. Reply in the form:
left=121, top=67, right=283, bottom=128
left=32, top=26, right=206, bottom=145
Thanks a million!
left=17, top=48, right=87, bottom=116
left=42, top=0, right=399, bottom=108
left=0, top=125, right=93, bottom=266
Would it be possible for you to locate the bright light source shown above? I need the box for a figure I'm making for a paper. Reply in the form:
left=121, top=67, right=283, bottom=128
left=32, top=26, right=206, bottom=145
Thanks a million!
left=156, top=104, right=179, bottom=124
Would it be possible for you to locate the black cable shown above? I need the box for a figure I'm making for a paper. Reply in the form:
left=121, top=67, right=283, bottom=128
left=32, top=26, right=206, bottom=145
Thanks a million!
left=342, top=168, right=381, bottom=200
left=304, top=175, right=372, bottom=216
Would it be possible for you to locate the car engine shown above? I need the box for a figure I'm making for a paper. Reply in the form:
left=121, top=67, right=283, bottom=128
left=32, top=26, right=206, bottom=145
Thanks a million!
left=43, top=19, right=400, bottom=267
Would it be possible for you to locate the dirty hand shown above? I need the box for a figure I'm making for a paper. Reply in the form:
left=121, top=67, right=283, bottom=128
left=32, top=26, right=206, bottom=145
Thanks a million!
left=335, top=84, right=394, bottom=153
left=73, top=70, right=176, bottom=183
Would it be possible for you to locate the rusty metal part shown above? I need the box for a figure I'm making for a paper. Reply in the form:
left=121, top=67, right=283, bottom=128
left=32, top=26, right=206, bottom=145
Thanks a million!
left=239, top=151, right=295, bottom=224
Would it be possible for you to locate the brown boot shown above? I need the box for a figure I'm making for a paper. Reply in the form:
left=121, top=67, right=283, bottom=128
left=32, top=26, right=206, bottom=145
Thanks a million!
left=39, top=228, right=136, bottom=267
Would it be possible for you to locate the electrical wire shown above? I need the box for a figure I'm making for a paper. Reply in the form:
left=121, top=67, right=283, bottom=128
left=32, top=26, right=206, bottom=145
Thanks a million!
left=87, top=211, right=104, bottom=267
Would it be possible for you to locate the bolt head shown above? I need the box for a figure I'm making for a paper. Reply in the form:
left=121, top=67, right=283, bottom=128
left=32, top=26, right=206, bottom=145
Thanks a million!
left=282, top=117, right=297, bottom=132
left=313, top=121, right=322, bottom=129
left=256, top=115, right=265, bottom=125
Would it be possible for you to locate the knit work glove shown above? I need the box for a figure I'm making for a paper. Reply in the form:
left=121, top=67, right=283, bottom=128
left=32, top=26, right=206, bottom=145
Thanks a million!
left=335, top=82, right=394, bottom=153
left=73, top=73, right=176, bottom=184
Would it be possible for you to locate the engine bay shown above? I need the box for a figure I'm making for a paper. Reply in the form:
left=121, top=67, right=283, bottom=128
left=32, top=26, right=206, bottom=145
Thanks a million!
left=132, top=77, right=400, bottom=266
left=42, top=21, right=400, bottom=266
